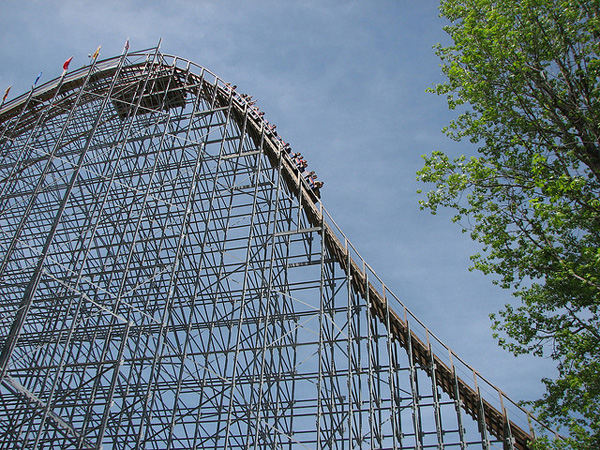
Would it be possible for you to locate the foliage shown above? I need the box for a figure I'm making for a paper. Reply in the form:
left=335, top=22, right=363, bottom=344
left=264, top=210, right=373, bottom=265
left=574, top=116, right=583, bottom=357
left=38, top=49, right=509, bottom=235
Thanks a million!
left=417, top=0, right=600, bottom=448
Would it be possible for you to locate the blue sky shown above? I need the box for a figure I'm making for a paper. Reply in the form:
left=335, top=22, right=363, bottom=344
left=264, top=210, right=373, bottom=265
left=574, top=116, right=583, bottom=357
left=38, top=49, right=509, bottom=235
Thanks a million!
left=0, top=0, right=556, bottom=406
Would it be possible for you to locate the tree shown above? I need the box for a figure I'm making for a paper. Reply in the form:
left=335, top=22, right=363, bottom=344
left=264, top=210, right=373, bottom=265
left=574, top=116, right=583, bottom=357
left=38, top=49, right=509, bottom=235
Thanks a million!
left=417, top=1, right=600, bottom=448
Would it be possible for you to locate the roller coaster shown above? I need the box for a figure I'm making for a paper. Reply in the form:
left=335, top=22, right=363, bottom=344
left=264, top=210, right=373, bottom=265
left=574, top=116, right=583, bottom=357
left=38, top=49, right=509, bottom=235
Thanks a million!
left=0, top=46, right=558, bottom=449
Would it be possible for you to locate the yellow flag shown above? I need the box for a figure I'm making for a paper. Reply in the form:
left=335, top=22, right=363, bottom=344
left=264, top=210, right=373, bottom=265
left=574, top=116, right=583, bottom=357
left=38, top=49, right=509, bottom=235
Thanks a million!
left=92, top=45, right=101, bottom=60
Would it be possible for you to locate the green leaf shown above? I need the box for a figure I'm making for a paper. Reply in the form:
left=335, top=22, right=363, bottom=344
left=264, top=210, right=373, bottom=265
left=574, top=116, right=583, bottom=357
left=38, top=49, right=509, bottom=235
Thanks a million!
left=419, top=0, right=600, bottom=447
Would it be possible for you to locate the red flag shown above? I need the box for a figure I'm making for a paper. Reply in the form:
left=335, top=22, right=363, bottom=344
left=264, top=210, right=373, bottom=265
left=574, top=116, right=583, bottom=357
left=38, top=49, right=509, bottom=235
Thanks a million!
left=91, top=45, right=101, bottom=60
left=63, top=56, right=73, bottom=71
left=2, top=85, right=11, bottom=103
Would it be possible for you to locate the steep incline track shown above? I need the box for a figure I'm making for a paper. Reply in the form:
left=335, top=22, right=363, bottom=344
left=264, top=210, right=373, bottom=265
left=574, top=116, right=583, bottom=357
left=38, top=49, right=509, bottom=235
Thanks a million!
left=212, top=79, right=533, bottom=450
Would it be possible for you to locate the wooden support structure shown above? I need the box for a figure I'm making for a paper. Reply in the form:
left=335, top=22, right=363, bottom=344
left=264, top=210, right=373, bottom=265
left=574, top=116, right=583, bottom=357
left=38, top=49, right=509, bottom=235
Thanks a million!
left=0, top=53, right=548, bottom=450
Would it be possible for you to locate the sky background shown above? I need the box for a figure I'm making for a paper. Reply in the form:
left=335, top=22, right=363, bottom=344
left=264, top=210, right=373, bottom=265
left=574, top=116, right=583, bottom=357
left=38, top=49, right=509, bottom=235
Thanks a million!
left=0, top=0, right=557, bottom=409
